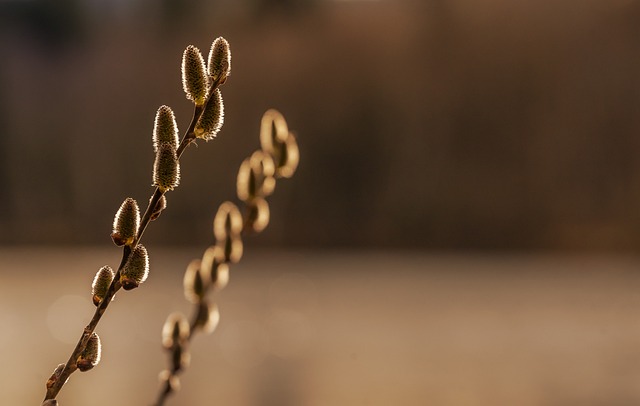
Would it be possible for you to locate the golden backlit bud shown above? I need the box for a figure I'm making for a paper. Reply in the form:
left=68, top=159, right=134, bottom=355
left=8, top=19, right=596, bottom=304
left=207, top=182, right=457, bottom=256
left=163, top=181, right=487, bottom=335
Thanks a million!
left=219, top=234, right=243, bottom=264
left=159, top=369, right=181, bottom=392
left=213, top=201, right=243, bottom=241
left=237, top=151, right=276, bottom=202
left=207, top=36, right=231, bottom=84
left=46, top=363, right=66, bottom=390
left=111, top=197, right=140, bottom=246
left=153, top=105, right=179, bottom=152
left=252, top=150, right=276, bottom=195
left=260, top=109, right=289, bottom=153
left=153, top=143, right=180, bottom=192
left=275, top=132, right=300, bottom=178
left=236, top=158, right=254, bottom=202
left=259, top=110, right=299, bottom=178
left=200, top=245, right=223, bottom=275
left=200, top=246, right=229, bottom=291
left=194, top=88, right=224, bottom=141
left=91, top=265, right=114, bottom=306
left=120, top=244, right=149, bottom=290
left=182, top=45, right=208, bottom=105
left=77, top=332, right=101, bottom=372
left=183, top=259, right=205, bottom=304
left=194, top=301, right=220, bottom=334
left=150, top=194, right=167, bottom=221
left=245, top=197, right=270, bottom=234
left=211, top=261, right=229, bottom=291
left=267, top=132, right=300, bottom=179
left=212, top=202, right=243, bottom=265
left=162, top=312, right=190, bottom=349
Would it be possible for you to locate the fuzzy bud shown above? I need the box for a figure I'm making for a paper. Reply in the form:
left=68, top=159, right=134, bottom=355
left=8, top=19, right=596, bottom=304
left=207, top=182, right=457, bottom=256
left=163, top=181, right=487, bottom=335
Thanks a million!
left=91, top=265, right=114, bottom=306
left=207, top=37, right=231, bottom=84
left=42, top=400, right=58, bottom=406
left=194, top=301, right=220, bottom=334
left=77, top=332, right=101, bottom=372
left=219, top=234, right=243, bottom=264
left=194, top=88, right=224, bottom=141
left=237, top=151, right=276, bottom=202
left=162, top=312, right=190, bottom=349
left=183, top=259, right=206, bottom=304
left=276, top=132, right=300, bottom=178
left=200, top=246, right=229, bottom=291
left=150, top=195, right=167, bottom=221
left=259, top=110, right=299, bottom=178
left=260, top=109, right=289, bottom=152
left=111, top=198, right=140, bottom=246
left=213, top=201, right=243, bottom=241
left=153, top=143, right=180, bottom=192
left=159, top=369, right=181, bottom=392
left=245, top=197, right=270, bottom=234
left=182, top=45, right=208, bottom=105
left=153, top=105, right=179, bottom=152
left=120, top=244, right=149, bottom=290
left=236, top=158, right=254, bottom=202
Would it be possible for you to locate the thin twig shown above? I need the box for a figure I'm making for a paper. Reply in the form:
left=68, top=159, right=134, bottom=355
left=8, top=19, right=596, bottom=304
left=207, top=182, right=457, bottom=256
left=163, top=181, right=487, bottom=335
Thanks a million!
left=153, top=295, right=205, bottom=406
left=152, top=106, right=298, bottom=406
left=42, top=92, right=214, bottom=401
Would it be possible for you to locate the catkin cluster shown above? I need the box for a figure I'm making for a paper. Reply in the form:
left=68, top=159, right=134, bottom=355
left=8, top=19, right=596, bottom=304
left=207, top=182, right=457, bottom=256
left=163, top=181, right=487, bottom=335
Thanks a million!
left=155, top=109, right=299, bottom=405
left=43, top=36, right=232, bottom=405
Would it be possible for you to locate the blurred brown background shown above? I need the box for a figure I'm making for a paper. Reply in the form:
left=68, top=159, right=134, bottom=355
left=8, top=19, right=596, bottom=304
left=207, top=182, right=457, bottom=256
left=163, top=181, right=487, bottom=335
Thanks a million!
left=3, top=0, right=640, bottom=405
left=1, top=0, right=639, bottom=250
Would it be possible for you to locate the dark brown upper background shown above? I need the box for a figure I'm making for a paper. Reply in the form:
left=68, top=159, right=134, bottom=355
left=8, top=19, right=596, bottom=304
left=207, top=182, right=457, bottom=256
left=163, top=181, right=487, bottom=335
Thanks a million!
left=1, top=0, right=640, bottom=251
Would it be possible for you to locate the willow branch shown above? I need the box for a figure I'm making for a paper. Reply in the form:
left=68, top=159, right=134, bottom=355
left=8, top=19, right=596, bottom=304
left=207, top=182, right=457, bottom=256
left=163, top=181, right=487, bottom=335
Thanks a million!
left=43, top=95, right=214, bottom=402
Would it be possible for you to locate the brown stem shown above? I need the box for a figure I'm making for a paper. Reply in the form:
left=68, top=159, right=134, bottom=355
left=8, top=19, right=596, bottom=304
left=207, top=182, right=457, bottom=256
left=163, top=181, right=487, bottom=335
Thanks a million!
left=42, top=79, right=225, bottom=401
left=43, top=246, right=129, bottom=400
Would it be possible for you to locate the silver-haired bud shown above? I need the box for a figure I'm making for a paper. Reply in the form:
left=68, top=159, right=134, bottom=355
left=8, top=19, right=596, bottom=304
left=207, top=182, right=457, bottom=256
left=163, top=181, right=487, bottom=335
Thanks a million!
left=207, top=37, right=231, bottom=84
left=153, top=105, right=179, bottom=152
left=153, top=143, right=180, bottom=192
left=91, top=265, right=114, bottom=306
left=194, top=88, right=224, bottom=141
left=77, top=332, right=101, bottom=372
left=120, top=244, right=149, bottom=290
left=111, top=198, right=140, bottom=246
left=182, top=45, right=208, bottom=106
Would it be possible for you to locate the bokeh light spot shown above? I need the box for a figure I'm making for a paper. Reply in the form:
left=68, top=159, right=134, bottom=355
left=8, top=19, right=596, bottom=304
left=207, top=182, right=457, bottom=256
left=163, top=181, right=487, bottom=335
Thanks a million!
left=46, top=295, right=91, bottom=344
